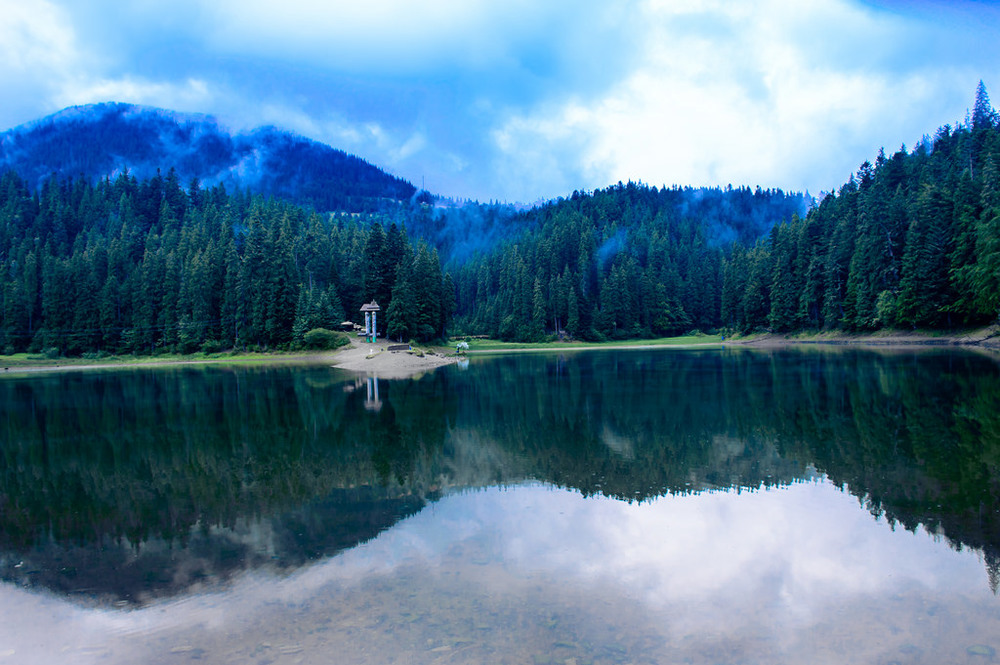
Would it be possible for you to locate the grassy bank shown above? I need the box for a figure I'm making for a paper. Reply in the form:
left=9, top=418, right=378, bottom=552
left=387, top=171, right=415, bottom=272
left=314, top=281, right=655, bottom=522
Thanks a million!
left=723, top=325, right=1000, bottom=348
left=450, top=325, right=1000, bottom=356
left=0, top=349, right=348, bottom=375
left=455, top=333, right=724, bottom=354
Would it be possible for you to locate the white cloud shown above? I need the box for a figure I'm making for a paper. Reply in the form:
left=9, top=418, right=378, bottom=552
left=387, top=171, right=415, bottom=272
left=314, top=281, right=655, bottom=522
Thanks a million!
left=489, top=0, right=989, bottom=199
left=2, top=0, right=997, bottom=201
left=0, top=0, right=78, bottom=74
left=0, top=0, right=89, bottom=128
left=145, top=0, right=592, bottom=77
left=53, top=77, right=215, bottom=113
left=0, top=1, right=216, bottom=129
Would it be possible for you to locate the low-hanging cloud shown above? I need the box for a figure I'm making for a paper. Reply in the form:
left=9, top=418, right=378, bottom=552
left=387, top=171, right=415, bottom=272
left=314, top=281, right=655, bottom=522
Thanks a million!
left=1, top=0, right=998, bottom=203
left=490, top=0, right=996, bottom=200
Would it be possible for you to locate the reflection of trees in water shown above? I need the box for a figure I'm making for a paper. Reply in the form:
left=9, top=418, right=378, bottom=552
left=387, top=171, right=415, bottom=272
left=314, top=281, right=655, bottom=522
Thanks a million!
left=1, top=348, right=999, bottom=602
left=453, top=350, right=809, bottom=499
left=739, top=349, right=1000, bottom=592
left=0, top=367, right=455, bottom=545
left=0, top=366, right=454, bottom=604
left=452, top=348, right=1000, bottom=590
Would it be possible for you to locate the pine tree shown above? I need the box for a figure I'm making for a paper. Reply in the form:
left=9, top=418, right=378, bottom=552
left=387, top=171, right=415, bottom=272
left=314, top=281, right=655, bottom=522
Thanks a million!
left=531, top=277, right=546, bottom=340
left=768, top=221, right=799, bottom=331
left=969, top=155, right=1000, bottom=320
left=566, top=286, right=580, bottom=337
left=973, top=80, right=996, bottom=130
left=897, top=185, right=953, bottom=327
left=387, top=246, right=417, bottom=342
left=363, top=222, right=387, bottom=305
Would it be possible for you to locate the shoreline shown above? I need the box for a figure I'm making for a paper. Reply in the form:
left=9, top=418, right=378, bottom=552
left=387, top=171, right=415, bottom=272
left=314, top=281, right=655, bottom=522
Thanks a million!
left=0, top=352, right=342, bottom=376
left=3, top=326, right=998, bottom=376
left=726, top=325, right=1000, bottom=350
left=0, top=339, right=459, bottom=379
left=466, top=342, right=723, bottom=355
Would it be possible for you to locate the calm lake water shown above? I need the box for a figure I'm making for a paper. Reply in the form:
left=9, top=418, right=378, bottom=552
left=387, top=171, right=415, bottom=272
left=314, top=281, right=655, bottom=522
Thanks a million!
left=1, top=347, right=999, bottom=664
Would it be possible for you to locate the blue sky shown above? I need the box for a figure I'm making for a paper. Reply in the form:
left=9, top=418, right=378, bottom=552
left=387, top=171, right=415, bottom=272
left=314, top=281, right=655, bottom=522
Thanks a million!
left=2, top=0, right=999, bottom=203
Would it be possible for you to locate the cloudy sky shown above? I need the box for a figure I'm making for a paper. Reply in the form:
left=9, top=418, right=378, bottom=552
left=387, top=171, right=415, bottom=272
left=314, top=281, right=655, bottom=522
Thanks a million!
left=2, top=1, right=999, bottom=203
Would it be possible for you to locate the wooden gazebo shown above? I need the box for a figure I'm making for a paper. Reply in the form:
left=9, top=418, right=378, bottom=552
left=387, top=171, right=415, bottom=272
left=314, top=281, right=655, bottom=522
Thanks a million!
left=360, top=301, right=380, bottom=343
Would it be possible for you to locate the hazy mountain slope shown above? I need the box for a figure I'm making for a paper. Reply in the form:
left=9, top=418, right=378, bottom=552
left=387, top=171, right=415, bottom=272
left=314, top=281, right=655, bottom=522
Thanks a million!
left=0, top=102, right=416, bottom=212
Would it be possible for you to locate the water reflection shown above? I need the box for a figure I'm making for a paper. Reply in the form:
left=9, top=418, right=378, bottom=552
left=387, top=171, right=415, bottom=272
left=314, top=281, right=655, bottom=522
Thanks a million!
left=2, top=349, right=1000, bottom=605
left=2, top=481, right=998, bottom=664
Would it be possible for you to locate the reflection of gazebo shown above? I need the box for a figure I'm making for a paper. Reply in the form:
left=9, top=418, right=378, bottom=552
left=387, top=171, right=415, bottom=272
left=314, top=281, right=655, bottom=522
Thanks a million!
left=360, top=301, right=380, bottom=343
left=364, top=376, right=382, bottom=412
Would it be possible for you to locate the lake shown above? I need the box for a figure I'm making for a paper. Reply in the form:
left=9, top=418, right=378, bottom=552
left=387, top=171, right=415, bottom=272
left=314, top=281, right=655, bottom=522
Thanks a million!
left=1, top=347, right=999, bottom=664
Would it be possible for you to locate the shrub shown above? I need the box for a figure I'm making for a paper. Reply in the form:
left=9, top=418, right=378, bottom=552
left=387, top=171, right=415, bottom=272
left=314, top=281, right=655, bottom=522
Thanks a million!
left=303, top=328, right=351, bottom=350
left=875, top=290, right=897, bottom=328
left=43, top=347, right=61, bottom=359
left=200, top=339, right=228, bottom=354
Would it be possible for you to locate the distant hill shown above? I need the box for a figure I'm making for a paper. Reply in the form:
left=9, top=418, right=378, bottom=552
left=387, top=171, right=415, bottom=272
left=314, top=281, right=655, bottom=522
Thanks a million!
left=0, top=102, right=417, bottom=212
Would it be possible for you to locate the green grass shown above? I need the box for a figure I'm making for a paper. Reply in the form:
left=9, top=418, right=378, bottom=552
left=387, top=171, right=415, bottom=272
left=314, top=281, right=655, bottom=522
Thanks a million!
left=0, top=349, right=342, bottom=371
left=453, top=334, right=723, bottom=353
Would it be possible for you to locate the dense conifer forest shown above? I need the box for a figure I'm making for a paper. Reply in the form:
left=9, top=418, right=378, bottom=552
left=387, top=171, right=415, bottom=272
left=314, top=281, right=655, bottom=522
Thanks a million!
left=1, top=85, right=998, bottom=354
left=451, top=83, right=1000, bottom=340
left=721, top=82, right=1000, bottom=333
left=0, top=170, right=452, bottom=355
left=449, top=183, right=806, bottom=340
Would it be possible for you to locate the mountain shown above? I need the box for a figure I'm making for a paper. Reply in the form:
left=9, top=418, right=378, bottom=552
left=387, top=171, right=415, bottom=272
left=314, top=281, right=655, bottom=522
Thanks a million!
left=0, top=102, right=417, bottom=212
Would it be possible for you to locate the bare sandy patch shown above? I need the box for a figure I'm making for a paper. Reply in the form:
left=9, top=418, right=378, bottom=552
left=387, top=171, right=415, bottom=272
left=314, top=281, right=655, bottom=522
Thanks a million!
left=330, top=339, right=458, bottom=379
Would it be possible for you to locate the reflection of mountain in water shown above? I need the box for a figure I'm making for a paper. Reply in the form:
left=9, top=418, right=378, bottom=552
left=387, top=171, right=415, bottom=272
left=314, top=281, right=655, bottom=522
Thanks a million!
left=0, top=488, right=428, bottom=606
left=1, top=348, right=999, bottom=603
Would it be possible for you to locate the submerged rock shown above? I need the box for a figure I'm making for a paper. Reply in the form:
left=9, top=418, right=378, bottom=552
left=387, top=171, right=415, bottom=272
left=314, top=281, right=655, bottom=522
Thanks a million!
left=967, top=644, right=996, bottom=658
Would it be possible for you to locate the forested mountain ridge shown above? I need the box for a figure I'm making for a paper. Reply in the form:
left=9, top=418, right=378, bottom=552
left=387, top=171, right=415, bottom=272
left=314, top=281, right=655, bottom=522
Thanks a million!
left=450, top=182, right=808, bottom=341
left=0, top=103, right=416, bottom=213
left=2, top=84, right=998, bottom=355
left=722, top=82, right=1000, bottom=333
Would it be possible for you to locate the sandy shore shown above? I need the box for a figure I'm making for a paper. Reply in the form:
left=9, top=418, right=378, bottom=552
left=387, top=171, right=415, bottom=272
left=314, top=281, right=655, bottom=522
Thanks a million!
left=329, top=339, right=458, bottom=379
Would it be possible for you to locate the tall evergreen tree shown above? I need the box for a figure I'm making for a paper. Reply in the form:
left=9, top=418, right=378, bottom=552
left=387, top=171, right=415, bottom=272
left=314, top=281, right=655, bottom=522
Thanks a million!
left=897, top=185, right=953, bottom=327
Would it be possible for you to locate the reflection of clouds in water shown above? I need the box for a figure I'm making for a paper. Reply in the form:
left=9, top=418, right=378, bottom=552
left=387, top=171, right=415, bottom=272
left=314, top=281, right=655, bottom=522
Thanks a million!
left=599, top=424, right=634, bottom=459
left=411, top=481, right=984, bottom=603
left=0, top=480, right=992, bottom=663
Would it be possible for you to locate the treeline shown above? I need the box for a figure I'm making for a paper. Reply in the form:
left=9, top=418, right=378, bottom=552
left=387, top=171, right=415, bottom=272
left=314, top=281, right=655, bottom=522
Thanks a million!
left=723, top=82, right=1000, bottom=332
left=452, top=182, right=806, bottom=341
left=5, top=86, right=998, bottom=349
left=450, top=84, right=1000, bottom=340
left=0, top=168, right=453, bottom=355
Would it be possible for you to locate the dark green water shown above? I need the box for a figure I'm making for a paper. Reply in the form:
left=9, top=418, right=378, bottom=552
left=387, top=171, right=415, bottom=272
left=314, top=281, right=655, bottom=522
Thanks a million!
left=1, top=347, right=999, bottom=664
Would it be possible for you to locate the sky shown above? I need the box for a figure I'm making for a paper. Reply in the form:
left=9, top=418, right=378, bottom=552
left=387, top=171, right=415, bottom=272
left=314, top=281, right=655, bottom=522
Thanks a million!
left=2, top=0, right=999, bottom=204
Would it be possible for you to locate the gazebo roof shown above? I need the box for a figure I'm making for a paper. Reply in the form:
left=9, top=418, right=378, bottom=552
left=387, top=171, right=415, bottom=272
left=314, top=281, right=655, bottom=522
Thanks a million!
left=360, top=300, right=381, bottom=312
